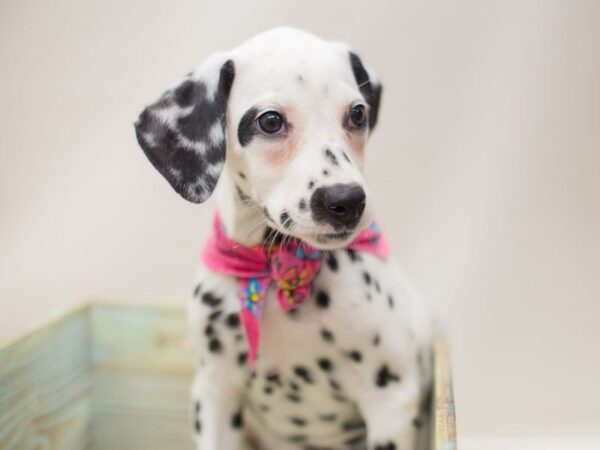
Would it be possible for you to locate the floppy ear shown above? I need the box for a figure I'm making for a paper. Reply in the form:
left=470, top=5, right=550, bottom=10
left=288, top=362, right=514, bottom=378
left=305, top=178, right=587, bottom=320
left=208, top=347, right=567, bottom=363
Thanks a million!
left=134, top=54, right=235, bottom=203
left=348, top=51, right=382, bottom=131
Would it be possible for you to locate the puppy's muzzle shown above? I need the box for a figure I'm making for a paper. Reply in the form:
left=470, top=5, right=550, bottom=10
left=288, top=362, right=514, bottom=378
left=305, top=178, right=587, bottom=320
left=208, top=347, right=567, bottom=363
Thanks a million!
left=311, top=183, right=366, bottom=230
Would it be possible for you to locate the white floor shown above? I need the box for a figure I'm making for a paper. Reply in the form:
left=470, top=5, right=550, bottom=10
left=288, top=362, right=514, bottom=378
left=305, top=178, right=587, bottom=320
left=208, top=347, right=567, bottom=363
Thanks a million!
left=461, top=437, right=600, bottom=450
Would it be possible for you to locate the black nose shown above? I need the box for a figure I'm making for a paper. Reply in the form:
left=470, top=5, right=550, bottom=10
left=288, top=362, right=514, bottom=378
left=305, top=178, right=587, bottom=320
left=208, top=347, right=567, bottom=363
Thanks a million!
left=311, top=183, right=366, bottom=229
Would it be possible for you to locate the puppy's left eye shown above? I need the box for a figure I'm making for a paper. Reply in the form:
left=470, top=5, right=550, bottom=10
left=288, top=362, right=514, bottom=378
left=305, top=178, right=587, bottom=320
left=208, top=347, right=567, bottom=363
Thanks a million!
left=347, top=104, right=368, bottom=130
left=257, top=111, right=284, bottom=134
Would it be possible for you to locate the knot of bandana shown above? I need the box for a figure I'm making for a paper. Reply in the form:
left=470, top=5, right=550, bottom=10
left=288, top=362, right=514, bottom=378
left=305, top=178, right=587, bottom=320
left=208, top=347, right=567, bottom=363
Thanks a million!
left=201, top=215, right=388, bottom=367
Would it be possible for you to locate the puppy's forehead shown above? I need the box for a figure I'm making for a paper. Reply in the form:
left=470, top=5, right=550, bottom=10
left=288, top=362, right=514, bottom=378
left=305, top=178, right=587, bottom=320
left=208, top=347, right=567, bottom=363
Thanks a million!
left=230, top=28, right=356, bottom=98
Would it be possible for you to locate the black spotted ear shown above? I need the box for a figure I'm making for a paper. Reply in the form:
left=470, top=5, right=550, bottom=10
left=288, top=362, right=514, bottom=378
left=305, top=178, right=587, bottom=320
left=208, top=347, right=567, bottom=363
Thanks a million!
left=349, top=51, right=382, bottom=131
left=135, top=56, right=235, bottom=203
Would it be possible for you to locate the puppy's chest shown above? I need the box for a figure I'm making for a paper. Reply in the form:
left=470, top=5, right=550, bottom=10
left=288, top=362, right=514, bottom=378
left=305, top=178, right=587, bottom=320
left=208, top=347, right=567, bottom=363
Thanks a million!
left=242, top=250, right=416, bottom=443
left=193, top=249, right=419, bottom=444
left=256, top=249, right=413, bottom=376
left=194, top=248, right=416, bottom=373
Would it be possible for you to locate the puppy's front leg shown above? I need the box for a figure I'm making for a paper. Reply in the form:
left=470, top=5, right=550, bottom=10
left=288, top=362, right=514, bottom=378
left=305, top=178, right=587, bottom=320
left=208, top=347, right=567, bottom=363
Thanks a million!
left=188, top=280, right=250, bottom=450
left=357, top=373, right=421, bottom=450
left=191, top=366, right=246, bottom=450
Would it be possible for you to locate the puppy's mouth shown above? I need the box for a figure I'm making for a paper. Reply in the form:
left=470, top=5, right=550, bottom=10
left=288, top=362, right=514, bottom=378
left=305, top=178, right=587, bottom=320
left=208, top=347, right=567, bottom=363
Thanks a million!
left=261, top=204, right=372, bottom=250
left=315, top=230, right=352, bottom=241
left=262, top=225, right=356, bottom=249
left=267, top=223, right=362, bottom=250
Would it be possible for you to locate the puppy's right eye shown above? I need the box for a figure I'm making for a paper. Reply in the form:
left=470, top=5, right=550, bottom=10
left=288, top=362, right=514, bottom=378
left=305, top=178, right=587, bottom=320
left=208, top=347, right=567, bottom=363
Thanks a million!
left=257, top=111, right=284, bottom=134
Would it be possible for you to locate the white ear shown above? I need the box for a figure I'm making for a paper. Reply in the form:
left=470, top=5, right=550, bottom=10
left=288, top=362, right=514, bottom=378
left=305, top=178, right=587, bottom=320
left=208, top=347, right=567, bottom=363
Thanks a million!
left=134, top=54, right=235, bottom=203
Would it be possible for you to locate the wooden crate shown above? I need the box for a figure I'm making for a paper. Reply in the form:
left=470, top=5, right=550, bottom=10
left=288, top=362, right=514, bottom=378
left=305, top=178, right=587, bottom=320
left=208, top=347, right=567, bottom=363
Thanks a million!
left=0, top=302, right=457, bottom=450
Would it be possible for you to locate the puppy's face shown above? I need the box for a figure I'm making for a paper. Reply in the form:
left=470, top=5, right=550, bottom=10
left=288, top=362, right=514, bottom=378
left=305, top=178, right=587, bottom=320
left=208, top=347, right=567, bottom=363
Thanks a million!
left=135, top=28, right=381, bottom=249
left=227, top=30, right=381, bottom=248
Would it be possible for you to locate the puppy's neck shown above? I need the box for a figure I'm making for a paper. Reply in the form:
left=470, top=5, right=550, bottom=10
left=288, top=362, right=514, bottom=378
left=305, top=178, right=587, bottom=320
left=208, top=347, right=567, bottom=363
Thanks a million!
left=216, top=170, right=268, bottom=246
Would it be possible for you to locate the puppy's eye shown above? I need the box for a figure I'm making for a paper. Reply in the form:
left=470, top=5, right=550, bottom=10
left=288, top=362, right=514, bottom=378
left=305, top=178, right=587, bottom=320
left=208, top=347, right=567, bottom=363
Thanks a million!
left=257, top=111, right=284, bottom=134
left=348, top=104, right=367, bottom=129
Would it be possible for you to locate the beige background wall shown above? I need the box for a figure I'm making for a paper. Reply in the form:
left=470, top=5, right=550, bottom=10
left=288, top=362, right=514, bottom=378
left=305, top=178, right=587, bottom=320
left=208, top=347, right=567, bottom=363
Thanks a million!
left=1, top=0, right=599, bottom=443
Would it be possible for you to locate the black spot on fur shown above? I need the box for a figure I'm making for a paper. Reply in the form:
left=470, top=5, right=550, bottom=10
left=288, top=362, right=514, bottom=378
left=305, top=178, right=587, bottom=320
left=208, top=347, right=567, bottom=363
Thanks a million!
left=264, top=386, right=273, bottom=395
left=208, top=310, right=223, bottom=321
left=322, top=169, right=329, bottom=176
left=236, top=185, right=250, bottom=202
left=193, top=400, right=202, bottom=434
left=290, top=416, right=307, bottom=427
left=202, top=292, right=222, bottom=308
left=342, top=151, right=351, bottom=163
left=238, top=171, right=246, bottom=179
left=231, top=410, right=243, bottom=429
left=280, top=211, right=293, bottom=229
left=344, top=433, right=365, bottom=446
left=225, top=312, right=240, bottom=329
left=193, top=284, right=202, bottom=297
left=293, top=366, right=314, bottom=384
left=299, top=198, right=307, bottom=211
left=320, top=328, right=334, bottom=343
left=319, top=412, right=337, bottom=422
left=324, top=148, right=339, bottom=166
left=374, top=443, right=397, bottom=450
left=263, top=207, right=273, bottom=222
left=326, top=253, right=338, bottom=271
left=346, top=248, right=359, bottom=262
left=208, top=338, right=222, bottom=353
left=347, top=350, right=362, bottom=363
left=308, top=180, right=315, bottom=190
left=238, top=106, right=260, bottom=146
left=266, top=372, right=282, bottom=386
left=373, top=334, right=381, bottom=346
left=316, top=291, right=330, bottom=308
left=331, top=394, right=348, bottom=403
left=204, top=324, right=214, bottom=336
left=288, top=435, right=307, bottom=443
left=296, top=74, right=304, bottom=84
left=317, top=358, right=333, bottom=372
left=237, top=352, right=248, bottom=366
left=287, top=393, right=302, bottom=403
left=362, top=272, right=372, bottom=285
left=329, top=379, right=341, bottom=391
left=375, top=364, right=401, bottom=388
left=341, top=418, right=366, bottom=431
left=388, top=294, right=395, bottom=309
left=289, top=381, right=300, bottom=392
left=374, top=280, right=381, bottom=293
left=413, top=416, right=423, bottom=428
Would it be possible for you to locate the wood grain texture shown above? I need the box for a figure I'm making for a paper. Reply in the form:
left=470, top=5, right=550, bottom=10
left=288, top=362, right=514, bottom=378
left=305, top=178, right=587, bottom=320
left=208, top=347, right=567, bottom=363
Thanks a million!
left=0, top=304, right=93, bottom=450
left=0, top=301, right=457, bottom=450
left=433, top=331, right=458, bottom=450
left=90, top=303, right=195, bottom=450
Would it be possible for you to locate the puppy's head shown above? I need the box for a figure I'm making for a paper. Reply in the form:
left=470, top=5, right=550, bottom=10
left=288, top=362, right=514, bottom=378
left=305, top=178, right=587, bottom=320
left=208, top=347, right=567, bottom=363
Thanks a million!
left=135, top=28, right=382, bottom=249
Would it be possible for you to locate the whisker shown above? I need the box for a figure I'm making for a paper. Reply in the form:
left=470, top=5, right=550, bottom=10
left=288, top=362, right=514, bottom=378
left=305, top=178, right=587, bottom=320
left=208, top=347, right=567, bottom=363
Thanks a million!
left=240, top=217, right=268, bottom=242
left=266, top=227, right=281, bottom=251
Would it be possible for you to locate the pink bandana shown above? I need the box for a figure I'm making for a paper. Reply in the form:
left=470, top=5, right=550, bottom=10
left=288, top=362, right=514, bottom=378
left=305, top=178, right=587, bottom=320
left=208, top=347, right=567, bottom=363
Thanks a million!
left=201, top=215, right=389, bottom=366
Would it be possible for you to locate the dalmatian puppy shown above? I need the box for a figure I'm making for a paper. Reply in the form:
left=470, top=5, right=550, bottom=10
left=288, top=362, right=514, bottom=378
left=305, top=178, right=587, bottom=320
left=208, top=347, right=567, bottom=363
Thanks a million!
left=135, top=27, right=432, bottom=450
